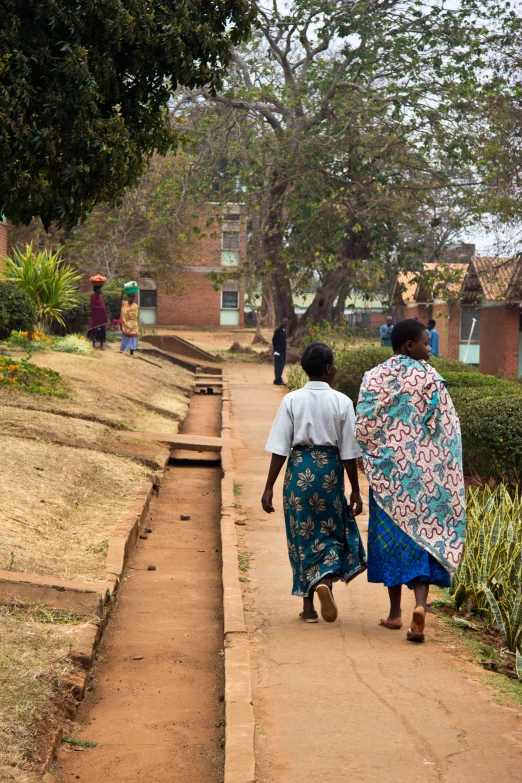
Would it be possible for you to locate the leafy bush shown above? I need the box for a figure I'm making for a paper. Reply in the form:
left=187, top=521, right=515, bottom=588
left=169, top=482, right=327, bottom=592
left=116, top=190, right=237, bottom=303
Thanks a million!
left=452, top=485, right=522, bottom=663
left=2, top=330, right=55, bottom=352
left=287, top=364, right=308, bottom=391
left=442, top=371, right=517, bottom=389
left=429, top=356, right=475, bottom=375
left=57, top=292, right=122, bottom=335
left=56, top=296, right=91, bottom=335
left=335, top=346, right=392, bottom=400
left=0, top=282, right=36, bottom=339
left=453, top=388, right=522, bottom=484
left=299, top=319, right=372, bottom=353
left=51, top=335, right=92, bottom=355
left=0, top=355, right=66, bottom=396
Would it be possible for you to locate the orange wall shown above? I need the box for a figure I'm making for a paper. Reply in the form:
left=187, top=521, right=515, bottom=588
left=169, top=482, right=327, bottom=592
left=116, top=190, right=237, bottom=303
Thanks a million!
left=432, top=303, right=460, bottom=360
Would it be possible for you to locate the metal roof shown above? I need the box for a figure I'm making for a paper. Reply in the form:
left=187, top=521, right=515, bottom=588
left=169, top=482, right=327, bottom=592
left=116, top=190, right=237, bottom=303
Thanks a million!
left=468, top=256, right=522, bottom=302
left=394, top=263, right=468, bottom=304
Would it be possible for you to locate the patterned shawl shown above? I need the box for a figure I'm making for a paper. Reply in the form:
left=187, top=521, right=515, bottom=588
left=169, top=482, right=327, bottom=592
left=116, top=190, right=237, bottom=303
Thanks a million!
left=355, top=355, right=466, bottom=573
left=121, top=302, right=139, bottom=336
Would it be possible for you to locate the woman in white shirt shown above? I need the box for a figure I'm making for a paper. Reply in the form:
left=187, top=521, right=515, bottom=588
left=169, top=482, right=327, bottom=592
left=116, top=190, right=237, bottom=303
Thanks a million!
left=262, top=342, right=367, bottom=624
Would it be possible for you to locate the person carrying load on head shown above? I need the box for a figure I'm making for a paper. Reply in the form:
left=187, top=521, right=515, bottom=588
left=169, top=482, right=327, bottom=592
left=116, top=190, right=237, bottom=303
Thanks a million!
left=120, top=281, right=140, bottom=356
left=88, top=275, right=109, bottom=350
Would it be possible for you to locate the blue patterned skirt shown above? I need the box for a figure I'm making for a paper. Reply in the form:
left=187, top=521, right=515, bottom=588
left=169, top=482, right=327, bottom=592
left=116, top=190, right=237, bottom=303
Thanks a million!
left=283, top=446, right=367, bottom=597
left=120, top=335, right=139, bottom=351
left=367, top=489, right=451, bottom=589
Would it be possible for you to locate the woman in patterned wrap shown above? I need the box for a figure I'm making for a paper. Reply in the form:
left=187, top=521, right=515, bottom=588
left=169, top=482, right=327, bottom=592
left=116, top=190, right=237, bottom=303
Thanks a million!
left=119, top=285, right=140, bottom=355
left=356, top=319, right=466, bottom=642
left=261, top=342, right=367, bottom=624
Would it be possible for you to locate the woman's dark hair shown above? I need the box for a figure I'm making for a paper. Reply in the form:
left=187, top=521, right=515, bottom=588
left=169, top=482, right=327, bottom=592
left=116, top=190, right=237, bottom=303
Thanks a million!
left=93, top=285, right=103, bottom=294
left=301, top=342, right=334, bottom=377
left=391, top=319, right=428, bottom=350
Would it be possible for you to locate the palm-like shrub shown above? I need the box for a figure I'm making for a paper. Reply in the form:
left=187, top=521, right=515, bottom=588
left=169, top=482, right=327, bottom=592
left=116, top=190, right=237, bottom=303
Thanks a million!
left=5, top=244, right=81, bottom=329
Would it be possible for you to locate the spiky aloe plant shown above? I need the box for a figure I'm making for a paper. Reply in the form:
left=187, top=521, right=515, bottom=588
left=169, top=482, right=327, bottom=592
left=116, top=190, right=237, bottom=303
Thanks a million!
left=452, top=485, right=522, bottom=665
left=5, top=244, right=81, bottom=329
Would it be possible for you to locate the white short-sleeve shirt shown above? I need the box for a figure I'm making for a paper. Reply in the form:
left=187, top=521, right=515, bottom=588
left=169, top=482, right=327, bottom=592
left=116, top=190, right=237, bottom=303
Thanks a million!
left=265, top=381, right=362, bottom=460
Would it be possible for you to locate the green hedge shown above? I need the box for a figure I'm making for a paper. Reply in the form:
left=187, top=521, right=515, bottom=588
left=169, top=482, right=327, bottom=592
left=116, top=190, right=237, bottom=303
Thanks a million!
left=53, top=292, right=122, bottom=335
left=452, top=387, right=522, bottom=484
left=334, top=346, right=522, bottom=484
left=0, top=281, right=36, bottom=339
left=335, top=346, right=392, bottom=400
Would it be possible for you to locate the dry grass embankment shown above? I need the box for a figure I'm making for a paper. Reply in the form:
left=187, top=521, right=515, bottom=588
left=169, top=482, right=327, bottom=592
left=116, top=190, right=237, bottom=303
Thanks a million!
left=0, top=600, right=91, bottom=783
left=0, top=344, right=194, bottom=779
left=0, top=346, right=193, bottom=581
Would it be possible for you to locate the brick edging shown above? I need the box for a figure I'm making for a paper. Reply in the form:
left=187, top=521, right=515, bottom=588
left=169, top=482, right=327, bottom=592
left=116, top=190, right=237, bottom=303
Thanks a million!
left=221, top=379, right=256, bottom=783
left=105, top=470, right=162, bottom=581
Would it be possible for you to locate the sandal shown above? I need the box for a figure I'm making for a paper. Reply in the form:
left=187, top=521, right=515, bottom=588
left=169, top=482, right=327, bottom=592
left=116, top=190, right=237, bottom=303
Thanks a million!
left=316, top=584, right=338, bottom=623
left=379, top=618, right=403, bottom=630
left=299, top=610, right=319, bottom=623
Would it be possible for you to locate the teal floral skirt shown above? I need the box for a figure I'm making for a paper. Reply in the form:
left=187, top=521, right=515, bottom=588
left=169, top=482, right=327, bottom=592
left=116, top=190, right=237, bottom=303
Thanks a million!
left=283, top=446, right=367, bottom=597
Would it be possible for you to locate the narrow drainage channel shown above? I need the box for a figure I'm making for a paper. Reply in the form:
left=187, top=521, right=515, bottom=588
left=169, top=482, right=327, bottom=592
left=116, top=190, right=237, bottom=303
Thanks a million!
left=53, top=391, right=225, bottom=783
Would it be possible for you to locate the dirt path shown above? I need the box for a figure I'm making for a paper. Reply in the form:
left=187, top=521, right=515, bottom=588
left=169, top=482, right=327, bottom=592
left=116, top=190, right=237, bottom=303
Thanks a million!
left=53, top=394, right=225, bottom=783
left=228, top=362, right=522, bottom=783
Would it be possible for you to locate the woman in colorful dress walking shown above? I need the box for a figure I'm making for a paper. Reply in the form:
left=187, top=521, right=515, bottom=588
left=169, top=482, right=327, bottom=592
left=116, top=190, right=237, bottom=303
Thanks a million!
left=356, top=319, right=466, bottom=642
left=119, top=282, right=140, bottom=356
left=262, top=342, right=367, bottom=624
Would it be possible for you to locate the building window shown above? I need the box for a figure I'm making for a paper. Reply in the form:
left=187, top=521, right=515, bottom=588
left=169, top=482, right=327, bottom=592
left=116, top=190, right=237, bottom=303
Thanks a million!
left=223, top=214, right=241, bottom=223
left=140, top=290, right=157, bottom=308
left=222, top=291, right=239, bottom=310
left=223, top=231, right=240, bottom=250
left=222, top=250, right=239, bottom=267
left=460, top=305, right=480, bottom=342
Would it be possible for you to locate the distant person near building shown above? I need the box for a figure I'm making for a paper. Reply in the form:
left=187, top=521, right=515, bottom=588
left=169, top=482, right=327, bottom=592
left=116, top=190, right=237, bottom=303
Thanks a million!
left=120, top=282, right=140, bottom=356
left=88, top=275, right=108, bottom=350
left=272, top=317, right=288, bottom=385
left=428, top=319, right=439, bottom=357
left=380, top=316, right=394, bottom=347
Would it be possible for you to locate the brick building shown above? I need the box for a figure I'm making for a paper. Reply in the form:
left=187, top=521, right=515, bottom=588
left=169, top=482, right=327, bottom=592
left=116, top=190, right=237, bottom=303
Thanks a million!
left=140, top=202, right=246, bottom=329
left=394, top=263, right=468, bottom=361
left=461, top=256, right=522, bottom=378
left=395, top=256, right=522, bottom=378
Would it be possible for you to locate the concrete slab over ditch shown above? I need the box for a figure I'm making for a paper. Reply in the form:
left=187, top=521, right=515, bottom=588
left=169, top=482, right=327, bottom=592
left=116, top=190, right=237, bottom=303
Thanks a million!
left=0, top=571, right=113, bottom=617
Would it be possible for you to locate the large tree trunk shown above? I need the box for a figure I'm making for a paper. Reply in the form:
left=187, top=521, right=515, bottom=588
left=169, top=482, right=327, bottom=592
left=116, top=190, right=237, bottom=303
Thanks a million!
left=332, top=283, right=350, bottom=324
left=271, top=260, right=296, bottom=328
left=289, top=233, right=368, bottom=343
left=263, top=175, right=298, bottom=333
left=290, top=265, right=350, bottom=342
left=260, top=277, right=275, bottom=328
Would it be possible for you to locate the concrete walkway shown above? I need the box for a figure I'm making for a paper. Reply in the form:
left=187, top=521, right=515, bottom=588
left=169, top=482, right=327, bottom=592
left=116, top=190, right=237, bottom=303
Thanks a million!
left=228, top=363, right=522, bottom=783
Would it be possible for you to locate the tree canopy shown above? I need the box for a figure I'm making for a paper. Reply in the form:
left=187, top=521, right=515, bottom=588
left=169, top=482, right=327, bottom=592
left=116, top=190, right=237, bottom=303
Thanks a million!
left=0, top=0, right=254, bottom=229
left=180, top=0, right=522, bottom=335
left=8, top=152, right=205, bottom=291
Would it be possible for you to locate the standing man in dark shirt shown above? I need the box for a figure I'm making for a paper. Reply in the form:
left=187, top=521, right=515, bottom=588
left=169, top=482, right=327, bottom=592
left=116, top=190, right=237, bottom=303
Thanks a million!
left=272, top=317, right=288, bottom=385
